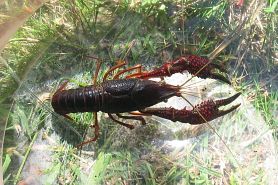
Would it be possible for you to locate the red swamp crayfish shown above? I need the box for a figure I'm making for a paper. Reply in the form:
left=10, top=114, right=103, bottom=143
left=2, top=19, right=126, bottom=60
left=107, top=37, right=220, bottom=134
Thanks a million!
left=51, top=55, right=241, bottom=146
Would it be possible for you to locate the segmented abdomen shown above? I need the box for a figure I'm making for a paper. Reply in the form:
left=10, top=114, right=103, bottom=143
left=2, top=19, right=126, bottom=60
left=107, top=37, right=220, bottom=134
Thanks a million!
left=51, top=85, right=102, bottom=115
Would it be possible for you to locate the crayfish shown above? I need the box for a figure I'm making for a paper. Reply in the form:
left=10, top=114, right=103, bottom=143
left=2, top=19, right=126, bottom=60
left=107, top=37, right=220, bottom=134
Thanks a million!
left=51, top=55, right=241, bottom=146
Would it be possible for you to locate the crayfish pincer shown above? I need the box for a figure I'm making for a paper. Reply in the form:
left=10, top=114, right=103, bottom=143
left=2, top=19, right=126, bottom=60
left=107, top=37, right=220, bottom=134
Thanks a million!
left=140, top=93, right=241, bottom=125
left=51, top=55, right=241, bottom=146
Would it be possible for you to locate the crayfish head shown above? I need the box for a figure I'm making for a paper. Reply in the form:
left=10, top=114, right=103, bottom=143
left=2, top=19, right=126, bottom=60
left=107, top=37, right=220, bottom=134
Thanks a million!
left=132, top=79, right=181, bottom=109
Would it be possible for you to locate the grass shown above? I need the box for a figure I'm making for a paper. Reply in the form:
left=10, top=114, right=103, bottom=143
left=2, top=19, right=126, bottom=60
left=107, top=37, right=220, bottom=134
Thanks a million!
left=253, top=81, right=278, bottom=134
left=1, top=0, right=277, bottom=184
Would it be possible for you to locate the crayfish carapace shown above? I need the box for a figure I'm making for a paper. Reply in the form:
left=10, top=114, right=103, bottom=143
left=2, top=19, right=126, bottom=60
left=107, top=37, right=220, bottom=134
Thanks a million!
left=51, top=55, right=241, bottom=146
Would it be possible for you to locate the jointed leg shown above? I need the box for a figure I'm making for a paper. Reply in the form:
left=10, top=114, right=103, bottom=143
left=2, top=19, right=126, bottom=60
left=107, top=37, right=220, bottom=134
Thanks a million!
left=62, top=114, right=74, bottom=121
left=113, top=64, right=142, bottom=79
left=116, top=113, right=146, bottom=125
left=108, top=113, right=135, bottom=129
left=129, top=111, right=145, bottom=116
left=56, top=80, right=69, bottom=92
left=93, top=59, right=102, bottom=85
left=76, top=112, right=99, bottom=147
left=103, top=60, right=126, bottom=81
left=125, top=72, right=146, bottom=79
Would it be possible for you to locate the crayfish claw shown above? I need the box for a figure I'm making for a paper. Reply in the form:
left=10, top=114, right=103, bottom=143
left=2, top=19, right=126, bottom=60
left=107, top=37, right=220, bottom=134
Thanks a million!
left=181, top=55, right=231, bottom=84
left=140, top=93, right=241, bottom=125
left=127, top=55, right=232, bottom=84
left=210, top=72, right=231, bottom=84
left=217, top=103, right=241, bottom=118
left=211, top=63, right=227, bottom=73
left=208, top=63, right=231, bottom=84
left=204, top=92, right=241, bottom=122
left=215, top=92, right=241, bottom=106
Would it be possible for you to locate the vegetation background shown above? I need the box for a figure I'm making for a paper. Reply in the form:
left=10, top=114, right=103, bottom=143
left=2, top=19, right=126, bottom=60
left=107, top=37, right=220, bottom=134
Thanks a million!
left=0, top=0, right=277, bottom=184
